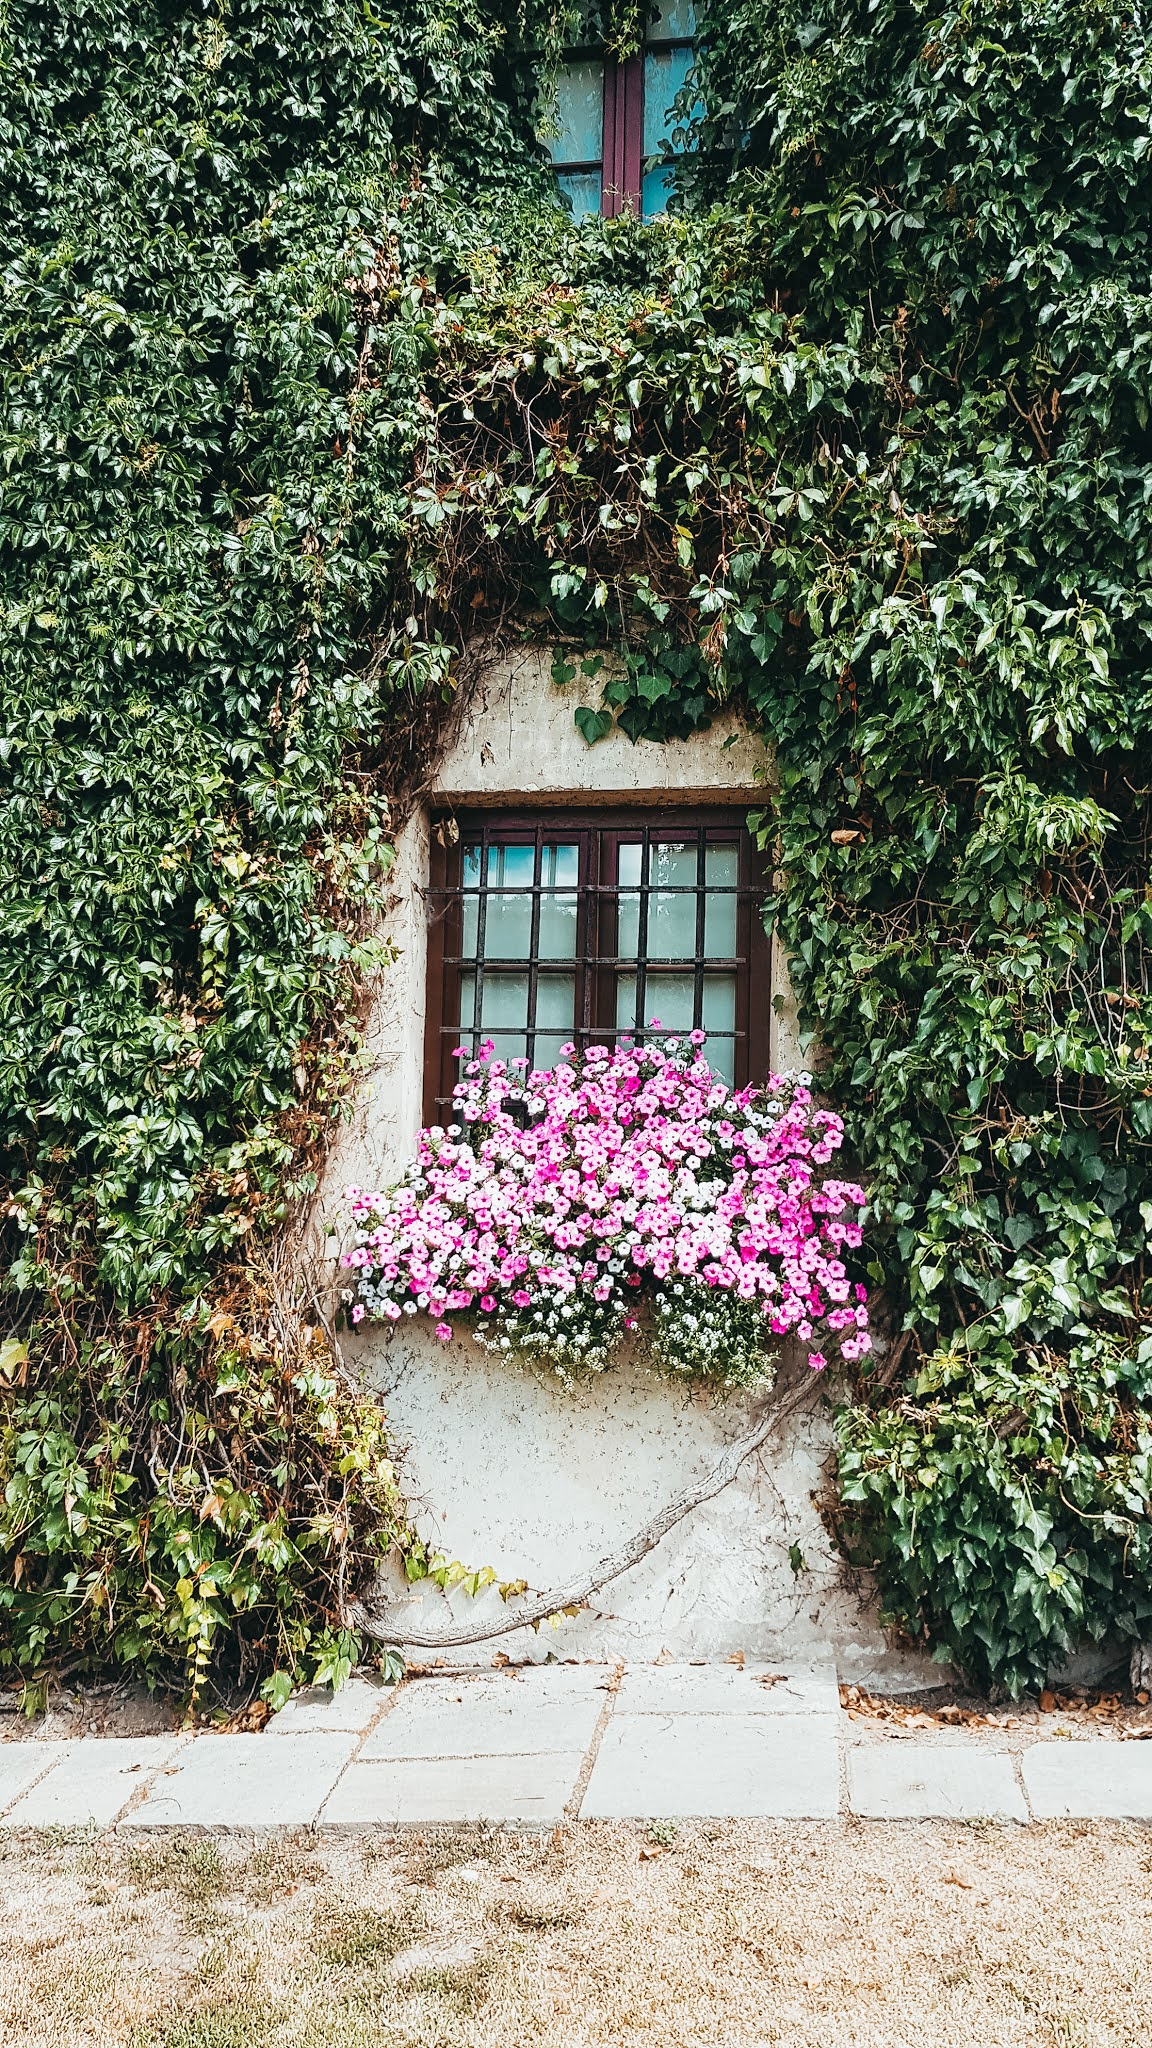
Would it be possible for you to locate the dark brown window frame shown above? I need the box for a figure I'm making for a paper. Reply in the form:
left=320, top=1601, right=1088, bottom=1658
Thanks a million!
left=424, top=806, right=772, bottom=1122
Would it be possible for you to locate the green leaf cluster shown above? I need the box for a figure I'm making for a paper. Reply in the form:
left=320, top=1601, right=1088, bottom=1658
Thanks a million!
left=837, top=1327, right=1152, bottom=1695
left=0, top=0, right=567, bottom=1699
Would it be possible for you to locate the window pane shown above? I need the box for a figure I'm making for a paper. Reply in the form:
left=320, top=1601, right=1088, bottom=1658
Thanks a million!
left=557, top=170, right=602, bottom=217
left=617, top=841, right=642, bottom=956
left=702, top=975, right=736, bottom=1035
left=532, top=973, right=577, bottom=1071
left=704, top=843, right=738, bottom=954
left=643, top=44, right=695, bottom=157
left=701, top=977, right=737, bottom=1085
left=615, top=973, right=639, bottom=1037
left=459, top=970, right=530, bottom=1064
left=485, top=843, right=534, bottom=958
left=544, top=842, right=579, bottom=889
left=461, top=843, right=482, bottom=955
left=649, top=0, right=696, bottom=35
left=550, top=60, right=604, bottom=166
left=649, top=841, right=698, bottom=958
left=641, top=164, right=676, bottom=217
left=538, top=842, right=580, bottom=958
left=682, top=982, right=734, bottom=1084
left=617, top=971, right=697, bottom=1035
left=480, top=971, right=530, bottom=1031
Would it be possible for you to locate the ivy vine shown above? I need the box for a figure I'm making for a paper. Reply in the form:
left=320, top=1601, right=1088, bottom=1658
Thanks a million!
left=2, top=0, right=1151, bottom=1702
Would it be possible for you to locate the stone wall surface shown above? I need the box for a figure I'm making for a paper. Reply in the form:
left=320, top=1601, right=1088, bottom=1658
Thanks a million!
left=318, top=646, right=926, bottom=1682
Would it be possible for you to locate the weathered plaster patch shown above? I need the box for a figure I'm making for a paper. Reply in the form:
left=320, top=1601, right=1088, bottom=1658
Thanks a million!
left=431, top=643, right=769, bottom=807
left=347, top=1328, right=904, bottom=1672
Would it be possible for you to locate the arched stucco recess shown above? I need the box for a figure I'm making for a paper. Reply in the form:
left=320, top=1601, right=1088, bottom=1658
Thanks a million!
left=321, top=645, right=936, bottom=1684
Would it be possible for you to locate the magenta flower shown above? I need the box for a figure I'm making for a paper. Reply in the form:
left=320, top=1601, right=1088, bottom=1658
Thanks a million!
left=342, top=1034, right=869, bottom=1385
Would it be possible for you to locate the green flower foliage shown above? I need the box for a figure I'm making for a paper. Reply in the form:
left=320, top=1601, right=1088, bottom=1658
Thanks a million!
left=3, top=0, right=1152, bottom=1696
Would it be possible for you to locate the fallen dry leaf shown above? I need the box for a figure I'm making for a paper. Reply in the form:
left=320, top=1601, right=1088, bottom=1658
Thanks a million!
left=839, top=1679, right=1147, bottom=1733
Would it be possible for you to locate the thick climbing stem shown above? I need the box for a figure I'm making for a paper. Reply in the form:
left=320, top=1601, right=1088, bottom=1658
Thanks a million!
left=348, top=1373, right=821, bottom=1650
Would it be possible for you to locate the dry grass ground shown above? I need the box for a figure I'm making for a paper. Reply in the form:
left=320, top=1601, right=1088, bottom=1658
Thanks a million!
left=0, top=1819, right=1149, bottom=2048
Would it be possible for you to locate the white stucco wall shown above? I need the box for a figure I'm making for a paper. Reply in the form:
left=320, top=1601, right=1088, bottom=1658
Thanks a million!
left=352, top=1333, right=914, bottom=1681
left=319, top=644, right=926, bottom=1683
left=433, top=643, right=767, bottom=809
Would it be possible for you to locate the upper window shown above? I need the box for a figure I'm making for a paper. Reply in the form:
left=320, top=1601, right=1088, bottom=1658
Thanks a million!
left=425, top=807, right=770, bottom=1118
left=547, top=3, right=696, bottom=220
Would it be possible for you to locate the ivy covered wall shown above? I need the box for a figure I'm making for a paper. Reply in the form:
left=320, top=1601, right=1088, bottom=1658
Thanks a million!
left=2, top=0, right=1151, bottom=1701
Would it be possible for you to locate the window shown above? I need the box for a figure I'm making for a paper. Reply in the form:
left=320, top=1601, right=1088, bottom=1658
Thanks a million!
left=424, top=808, right=770, bottom=1117
left=548, top=3, right=696, bottom=220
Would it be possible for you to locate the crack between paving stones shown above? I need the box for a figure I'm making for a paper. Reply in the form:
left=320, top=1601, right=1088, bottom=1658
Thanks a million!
left=111, top=1730, right=196, bottom=1831
left=0, top=1744, right=76, bottom=1823
left=1012, top=1747, right=1035, bottom=1823
left=310, top=1677, right=409, bottom=1829
left=564, top=1662, right=623, bottom=1821
left=837, top=1723, right=852, bottom=1823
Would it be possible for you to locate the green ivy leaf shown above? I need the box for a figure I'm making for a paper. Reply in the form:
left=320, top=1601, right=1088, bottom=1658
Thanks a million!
left=574, top=706, right=614, bottom=745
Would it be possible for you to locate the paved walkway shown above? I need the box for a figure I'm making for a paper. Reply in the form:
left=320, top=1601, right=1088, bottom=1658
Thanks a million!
left=2, top=1656, right=1151, bottom=1829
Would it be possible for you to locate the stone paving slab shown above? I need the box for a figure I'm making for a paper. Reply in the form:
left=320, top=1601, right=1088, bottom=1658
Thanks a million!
left=847, top=1742, right=1028, bottom=1821
left=1021, top=1741, right=1152, bottom=1818
left=0, top=1744, right=61, bottom=1818
left=8, top=1663, right=1152, bottom=1829
left=266, top=1676, right=389, bottom=1736
left=582, top=1712, right=840, bottom=1818
left=321, top=1750, right=585, bottom=1827
left=125, top=1731, right=358, bottom=1831
left=613, top=1657, right=839, bottom=1719
left=360, top=1667, right=607, bottom=1761
left=4, top=1738, right=183, bottom=1829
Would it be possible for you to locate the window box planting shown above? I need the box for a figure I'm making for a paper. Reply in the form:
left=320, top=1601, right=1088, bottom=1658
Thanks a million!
left=342, top=1036, right=869, bottom=1388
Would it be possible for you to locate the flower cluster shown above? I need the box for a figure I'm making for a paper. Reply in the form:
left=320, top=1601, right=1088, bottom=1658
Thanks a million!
left=341, top=1036, right=870, bottom=1388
